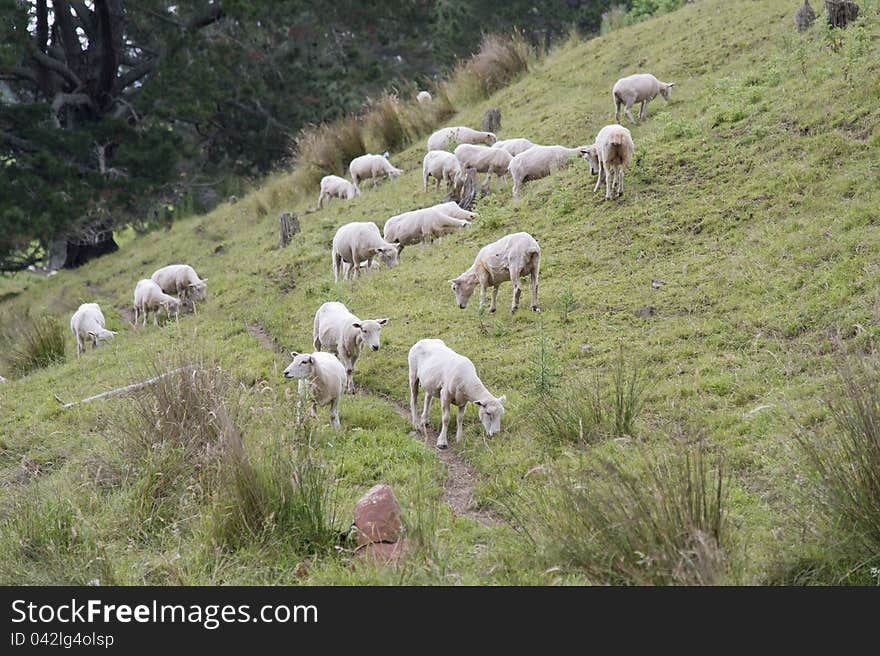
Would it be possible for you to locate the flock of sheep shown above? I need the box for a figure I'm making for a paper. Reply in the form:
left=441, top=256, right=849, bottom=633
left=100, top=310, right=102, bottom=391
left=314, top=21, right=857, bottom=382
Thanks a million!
left=67, top=72, right=673, bottom=450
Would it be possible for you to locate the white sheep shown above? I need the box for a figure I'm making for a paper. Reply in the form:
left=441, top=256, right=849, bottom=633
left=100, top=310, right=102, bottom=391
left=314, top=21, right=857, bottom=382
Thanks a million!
left=422, top=150, right=462, bottom=193
left=427, top=126, right=497, bottom=152
left=612, top=73, right=674, bottom=123
left=313, top=301, right=389, bottom=393
left=0, top=375, right=7, bottom=383
left=408, top=338, right=506, bottom=449
left=508, top=144, right=593, bottom=200
left=492, top=137, right=537, bottom=157
left=450, top=232, right=541, bottom=313
left=331, top=222, right=401, bottom=282
left=431, top=201, right=477, bottom=221
left=318, top=175, right=360, bottom=208
left=417, top=90, right=433, bottom=104
left=133, top=279, right=181, bottom=326
left=283, top=351, right=346, bottom=429
left=581, top=124, right=634, bottom=200
left=150, top=264, right=207, bottom=313
left=383, top=206, right=470, bottom=251
left=69, top=303, right=117, bottom=355
left=349, top=153, right=403, bottom=191
left=453, top=143, right=512, bottom=192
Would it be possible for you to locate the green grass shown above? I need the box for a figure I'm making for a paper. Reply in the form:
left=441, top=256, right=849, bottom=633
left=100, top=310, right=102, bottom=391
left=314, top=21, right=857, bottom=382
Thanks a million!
left=2, top=0, right=880, bottom=584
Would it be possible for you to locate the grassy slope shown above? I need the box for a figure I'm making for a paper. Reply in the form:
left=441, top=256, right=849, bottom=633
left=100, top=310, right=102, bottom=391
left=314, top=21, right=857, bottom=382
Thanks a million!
left=2, top=0, right=880, bottom=584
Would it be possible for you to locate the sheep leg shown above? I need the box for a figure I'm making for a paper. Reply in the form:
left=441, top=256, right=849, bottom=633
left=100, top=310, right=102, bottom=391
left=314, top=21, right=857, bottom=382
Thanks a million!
left=329, top=398, right=340, bottom=430
left=409, top=371, right=421, bottom=427
left=617, top=166, right=624, bottom=198
left=530, top=269, right=540, bottom=312
left=491, top=285, right=500, bottom=313
left=624, top=103, right=636, bottom=123
left=76, top=337, right=83, bottom=356
left=153, top=309, right=158, bottom=327
left=605, top=162, right=613, bottom=200
left=593, top=166, right=604, bottom=193
left=639, top=101, right=647, bottom=121
left=437, top=393, right=451, bottom=449
left=510, top=268, right=522, bottom=313
left=422, top=392, right=433, bottom=429
left=614, top=99, right=621, bottom=123
left=455, top=403, right=467, bottom=443
left=332, top=250, right=341, bottom=283
left=318, top=191, right=325, bottom=208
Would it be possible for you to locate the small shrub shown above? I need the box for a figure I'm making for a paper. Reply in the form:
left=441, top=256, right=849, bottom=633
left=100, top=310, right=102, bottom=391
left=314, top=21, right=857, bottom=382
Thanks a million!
left=515, top=442, right=730, bottom=585
left=529, top=319, right=560, bottom=397
left=559, top=287, right=577, bottom=323
left=0, top=311, right=66, bottom=377
left=600, top=5, right=629, bottom=35
left=610, top=345, right=646, bottom=436
left=796, top=357, right=880, bottom=563
left=365, top=93, right=407, bottom=152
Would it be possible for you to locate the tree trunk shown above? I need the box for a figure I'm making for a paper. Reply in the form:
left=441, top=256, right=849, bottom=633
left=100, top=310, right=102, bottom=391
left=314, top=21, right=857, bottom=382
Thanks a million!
left=825, top=0, right=859, bottom=28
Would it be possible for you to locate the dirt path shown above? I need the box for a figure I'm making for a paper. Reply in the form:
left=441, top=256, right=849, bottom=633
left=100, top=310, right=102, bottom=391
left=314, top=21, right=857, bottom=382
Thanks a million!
left=246, top=321, right=501, bottom=527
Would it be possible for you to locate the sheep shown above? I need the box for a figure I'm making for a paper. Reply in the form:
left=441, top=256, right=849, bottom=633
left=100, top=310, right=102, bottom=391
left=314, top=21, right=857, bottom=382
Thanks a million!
left=313, top=301, right=389, bottom=393
left=283, top=351, right=346, bottom=429
left=408, top=338, right=506, bottom=449
left=349, top=153, right=403, bottom=191
left=0, top=376, right=7, bottom=383
left=432, top=201, right=477, bottom=221
left=612, top=73, right=674, bottom=123
left=492, top=137, right=537, bottom=157
left=318, top=175, right=360, bottom=208
left=150, top=264, right=207, bottom=313
left=133, top=279, right=181, bottom=327
left=453, top=143, right=512, bottom=192
left=331, top=222, right=401, bottom=282
left=383, top=206, right=470, bottom=251
left=427, top=126, right=497, bottom=152
left=508, top=144, right=593, bottom=200
left=417, top=90, right=432, bottom=104
left=450, top=232, right=541, bottom=313
left=69, top=303, right=117, bottom=355
left=581, top=124, right=634, bottom=200
left=422, top=150, right=462, bottom=193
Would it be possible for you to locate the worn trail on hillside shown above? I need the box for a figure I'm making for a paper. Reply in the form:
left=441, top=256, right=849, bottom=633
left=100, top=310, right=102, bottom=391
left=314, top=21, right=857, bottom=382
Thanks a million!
left=247, top=321, right=501, bottom=527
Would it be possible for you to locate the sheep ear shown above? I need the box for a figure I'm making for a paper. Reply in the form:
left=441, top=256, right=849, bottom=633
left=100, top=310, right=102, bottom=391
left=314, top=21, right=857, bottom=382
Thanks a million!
left=304, top=356, right=313, bottom=364
left=290, top=351, right=299, bottom=359
left=87, top=331, right=97, bottom=339
left=395, top=243, right=403, bottom=254
left=474, top=400, right=484, bottom=407
left=352, top=322, right=362, bottom=330
left=377, top=318, right=389, bottom=326
left=668, top=82, right=675, bottom=87
left=497, top=395, right=507, bottom=404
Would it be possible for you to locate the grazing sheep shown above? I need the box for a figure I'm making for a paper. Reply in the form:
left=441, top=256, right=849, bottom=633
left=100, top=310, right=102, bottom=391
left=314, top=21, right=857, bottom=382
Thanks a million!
left=612, top=73, right=674, bottom=123
left=318, top=175, right=360, bottom=208
left=508, top=145, right=593, bottom=200
left=432, top=201, right=477, bottom=221
left=383, top=206, right=470, bottom=251
left=313, top=301, right=389, bottom=393
left=331, top=222, right=401, bottom=282
left=492, top=137, right=537, bottom=157
left=283, top=351, right=346, bottom=429
left=422, top=150, right=462, bottom=193
left=0, top=376, right=7, bottom=383
left=427, top=126, right=497, bottom=152
left=150, top=264, right=207, bottom=313
left=453, top=143, right=512, bottom=192
left=581, top=124, right=634, bottom=200
left=70, top=303, right=117, bottom=355
left=417, top=90, right=432, bottom=104
left=408, top=338, right=506, bottom=449
left=450, top=232, right=541, bottom=313
left=349, top=153, right=403, bottom=191
left=133, top=279, right=181, bottom=327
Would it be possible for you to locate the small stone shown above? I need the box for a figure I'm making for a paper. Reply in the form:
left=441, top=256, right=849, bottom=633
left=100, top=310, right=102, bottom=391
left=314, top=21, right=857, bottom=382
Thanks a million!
left=635, top=305, right=657, bottom=319
left=353, top=484, right=404, bottom=546
left=580, top=344, right=592, bottom=353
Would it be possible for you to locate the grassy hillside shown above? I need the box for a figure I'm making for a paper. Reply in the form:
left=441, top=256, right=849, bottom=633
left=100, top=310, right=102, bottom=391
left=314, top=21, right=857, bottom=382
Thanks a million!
left=2, top=0, right=880, bottom=585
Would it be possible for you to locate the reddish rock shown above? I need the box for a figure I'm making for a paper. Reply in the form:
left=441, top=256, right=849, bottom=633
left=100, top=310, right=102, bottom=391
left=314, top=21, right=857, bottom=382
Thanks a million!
left=358, top=540, right=408, bottom=564
left=353, top=484, right=403, bottom=546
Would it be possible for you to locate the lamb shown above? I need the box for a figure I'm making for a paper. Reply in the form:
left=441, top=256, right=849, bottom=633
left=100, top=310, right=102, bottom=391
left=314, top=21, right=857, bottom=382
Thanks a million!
left=318, top=175, right=360, bottom=208
left=426, top=126, right=497, bottom=152
left=383, top=206, right=470, bottom=251
left=417, top=90, right=432, bottom=104
left=508, top=144, right=593, bottom=200
left=331, top=222, right=401, bottom=282
left=422, top=150, right=462, bottom=193
left=450, top=232, right=541, bottom=313
left=70, top=303, right=117, bottom=355
left=492, top=137, right=537, bottom=157
left=283, top=351, right=346, bottom=429
left=348, top=153, right=403, bottom=191
left=453, top=143, right=512, bottom=192
left=408, top=339, right=506, bottom=449
left=133, top=279, right=181, bottom=326
left=150, top=264, right=207, bottom=312
left=581, top=124, right=634, bottom=200
left=612, top=73, right=674, bottom=123
left=313, top=302, right=389, bottom=393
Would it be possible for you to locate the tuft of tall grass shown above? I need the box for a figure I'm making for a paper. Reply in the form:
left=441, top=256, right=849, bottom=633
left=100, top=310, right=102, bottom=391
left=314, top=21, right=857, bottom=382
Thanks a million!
left=0, top=311, right=66, bottom=377
left=365, top=93, right=407, bottom=152
left=291, top=116, right=366, bottom=189
left=211, top=433, right=340, bottom=555
left=514, top=442, right=730, bottom=585
left=600, top=5, right=629, bottom=35
left=796, top=357, right=880, bottom=562
left=445, top=33, right=531, bottom=106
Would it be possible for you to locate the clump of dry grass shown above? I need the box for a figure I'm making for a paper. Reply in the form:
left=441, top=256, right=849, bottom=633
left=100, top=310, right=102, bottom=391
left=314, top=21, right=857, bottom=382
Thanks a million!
left=0, top=310, right=66, bottom=377
left=365, top=93, right=407, bottom=153
left=445, top=33, right=531, bottom=106
left=291, top=116, right=366, bottom=189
